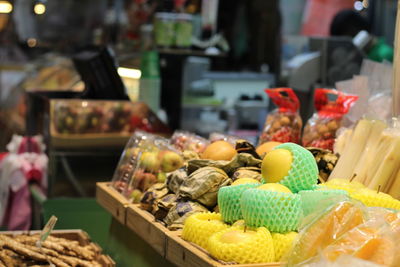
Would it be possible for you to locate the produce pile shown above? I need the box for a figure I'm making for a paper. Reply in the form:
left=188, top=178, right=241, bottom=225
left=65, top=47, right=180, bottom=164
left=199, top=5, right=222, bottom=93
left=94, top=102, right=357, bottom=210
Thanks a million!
left=108, top=82, right=400, bottom=265
left=53, top=100, right=169, bottom=135
left=0, top=234, right=107, bottom=267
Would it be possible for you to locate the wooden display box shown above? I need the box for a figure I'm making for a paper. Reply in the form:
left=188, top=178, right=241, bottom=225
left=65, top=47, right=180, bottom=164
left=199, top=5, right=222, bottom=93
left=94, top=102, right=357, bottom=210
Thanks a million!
left=126, top=205, right=168, bottom=257
left=96, top=182, right=129, bottom=225
left=96, top=182, right=282, bottom=267
left=166, top=231, right=281, bottom=267
left=0, top=229, right=115, bottom=266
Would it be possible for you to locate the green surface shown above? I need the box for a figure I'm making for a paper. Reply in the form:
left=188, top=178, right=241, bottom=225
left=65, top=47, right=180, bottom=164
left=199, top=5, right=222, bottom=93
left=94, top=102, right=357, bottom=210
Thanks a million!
left=43, top=198, right=111, bottom=248
left=44, top=199, right=176, bottom=266
left=106, top=219, right=176, bottom=267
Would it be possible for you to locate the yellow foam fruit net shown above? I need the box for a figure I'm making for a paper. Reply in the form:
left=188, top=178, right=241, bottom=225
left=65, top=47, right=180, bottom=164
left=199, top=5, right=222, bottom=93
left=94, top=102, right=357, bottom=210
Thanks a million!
left=207, top=226, right=275, bottom=264
left=322, top=179, right=365, bottom=194
left=181, top=212, right=229, bottom=250
left=350, top=192, right=400, bottom=210
left=272, top=232, right=298, bottom=262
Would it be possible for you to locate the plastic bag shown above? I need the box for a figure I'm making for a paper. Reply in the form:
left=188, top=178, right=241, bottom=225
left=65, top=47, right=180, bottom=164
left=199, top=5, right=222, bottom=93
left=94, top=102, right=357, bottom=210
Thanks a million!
left=259, top=88, right=302, bottom=144
left=111, top=131, right=184, bottom=202
left=302, top=89, right=358, bottom=151
left=111, top=131, right=156, bottom=195
left=294, top=254, right=385, bottom=267
left=170, top=130, right=209, bottom=154
left=316, top=207, right=400, bottom=266
left=287, top=198, right=367, bottom=265
left=209, top=132, right=241, bottom=146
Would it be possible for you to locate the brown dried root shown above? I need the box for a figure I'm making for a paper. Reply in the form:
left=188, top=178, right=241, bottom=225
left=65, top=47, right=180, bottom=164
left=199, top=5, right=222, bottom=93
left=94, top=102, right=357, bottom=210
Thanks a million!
left=0, top=235, right=69, bottom=267
left=0, top=250, right=13, bottom=267
left=14, top=235, right=96, bottom=261
left=58, top=255, right=103, bottom=267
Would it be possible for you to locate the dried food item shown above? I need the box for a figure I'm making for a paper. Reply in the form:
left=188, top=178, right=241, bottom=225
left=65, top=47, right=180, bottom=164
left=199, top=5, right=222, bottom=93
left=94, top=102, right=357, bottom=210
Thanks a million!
left=221, top=153, right=262, bottom=177
left=163, top=201, right=209, bottom=230
left=154, top=194, right=178, bottom=221
left=179, top=167, right=231, bottom=207
left=182, top=150, right=200, bottom=161
left=231, top=167, right=261, bottom=182
left=0, top=233, right=109, bottom=266
left=187, top=153, right=261, bottom=177
left=166, top=169, right=188, bottom=194
left=235, top=139, right=260, bottom=159
left=140, top=183, right=169, bottom=212
left=259, top=88, right=302, bottom=144
left=302, top=89, right=358, bottom=151
left=307, top=147, right=339, bottom=182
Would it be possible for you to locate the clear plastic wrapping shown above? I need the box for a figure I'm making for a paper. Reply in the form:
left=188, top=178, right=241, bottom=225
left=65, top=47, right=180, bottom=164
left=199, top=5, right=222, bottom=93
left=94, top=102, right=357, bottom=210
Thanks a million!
left=259, top=88, right=302, bottom=145
left=111, top=131, right=184, bottom=202
left=170, top=130, right=209, bottom=153
left=302, top=89, right=358, bottom=151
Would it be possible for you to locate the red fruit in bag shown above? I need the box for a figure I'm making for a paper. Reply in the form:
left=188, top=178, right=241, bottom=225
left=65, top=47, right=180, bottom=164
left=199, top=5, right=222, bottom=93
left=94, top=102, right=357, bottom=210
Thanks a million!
left=259, top=88, right=302, bottom=145
left=302, top=89, right=358, bottom=151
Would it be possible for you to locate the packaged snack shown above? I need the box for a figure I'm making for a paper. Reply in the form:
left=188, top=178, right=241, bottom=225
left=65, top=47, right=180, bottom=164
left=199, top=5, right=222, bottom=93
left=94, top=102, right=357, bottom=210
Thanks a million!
left=170, top=130, right=209, bottom=153
left=302, top=89, right=358, bottom=151
left=259, top=88, right=302, bottom=144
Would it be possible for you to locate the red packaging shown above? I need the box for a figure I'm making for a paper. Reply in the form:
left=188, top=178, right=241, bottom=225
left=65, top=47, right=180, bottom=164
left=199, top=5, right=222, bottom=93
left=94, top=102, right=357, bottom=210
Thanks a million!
left=302, top=88, right=358, bottom=151
left=259, top=88, right=302, bottom=144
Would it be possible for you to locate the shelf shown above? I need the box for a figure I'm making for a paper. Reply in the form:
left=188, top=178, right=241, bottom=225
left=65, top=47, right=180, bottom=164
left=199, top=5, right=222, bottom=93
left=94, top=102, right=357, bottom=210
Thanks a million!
left=96, top=182, right=282, bottom=267
left=96, top=182, right=129, bottom=225
left=158, top=48, right=226, bottom=57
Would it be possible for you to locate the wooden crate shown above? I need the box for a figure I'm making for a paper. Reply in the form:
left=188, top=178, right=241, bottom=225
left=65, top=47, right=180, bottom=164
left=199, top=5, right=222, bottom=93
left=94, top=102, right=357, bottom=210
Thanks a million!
left=96, top=182, right=129, bottom=225
left=96, top=182, right=282, bottom=267
left=126, top=204, right=168, bottom=257
left=0, top=229, right=115, bottom=266
left=166, top=231, right=282, bottom=267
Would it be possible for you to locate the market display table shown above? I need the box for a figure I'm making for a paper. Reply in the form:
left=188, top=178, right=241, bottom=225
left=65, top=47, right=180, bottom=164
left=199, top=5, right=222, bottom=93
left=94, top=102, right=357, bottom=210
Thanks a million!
left=96, top=182, right=282, bottom=267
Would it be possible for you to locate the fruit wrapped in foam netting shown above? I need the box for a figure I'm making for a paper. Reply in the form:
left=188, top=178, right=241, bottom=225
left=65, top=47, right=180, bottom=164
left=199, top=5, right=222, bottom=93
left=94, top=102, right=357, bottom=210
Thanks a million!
left=181, top=212, right=229, bottom=250
left=218, top=183, right=260, bottom=223
left=271, top=231, right=298, bottom=261
left=262, top=143, right=318, bottom=193
left=241, top=188, right=302, bottom=233
left=207, top=226, right=275, bottom=264
left=350, top=188, right=400, bottom=210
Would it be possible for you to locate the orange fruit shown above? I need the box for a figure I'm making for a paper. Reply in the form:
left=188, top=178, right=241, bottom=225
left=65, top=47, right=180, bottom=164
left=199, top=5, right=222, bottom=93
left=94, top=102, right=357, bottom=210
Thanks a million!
left=201, top=141, right=237, bottom=161
left=256, top=141, right=282, bottom=158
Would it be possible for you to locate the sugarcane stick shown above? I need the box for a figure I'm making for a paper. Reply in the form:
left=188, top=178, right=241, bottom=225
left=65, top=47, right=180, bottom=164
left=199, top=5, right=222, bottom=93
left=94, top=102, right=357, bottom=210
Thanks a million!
left=363, top=135, right=393, bottom=186
left=392, top=0, right=400, bottom=117
left=388, top=166, right=400, bottom=198
left=383, top=159, right=400, bottom=193
left=329, top=119, right=373, bottom=180
left=351, top=120, right=387, bottom=183
left=334, top=128, right=353, bottom=155
left=368, top=136, right=400, bottom=191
